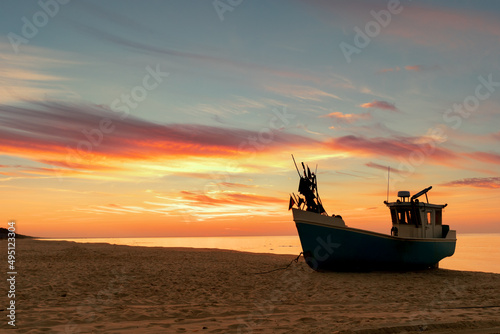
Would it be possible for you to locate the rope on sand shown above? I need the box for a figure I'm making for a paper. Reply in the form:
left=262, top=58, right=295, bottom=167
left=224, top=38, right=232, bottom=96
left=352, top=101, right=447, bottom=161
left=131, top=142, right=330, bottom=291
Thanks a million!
left=444, top=305, right=500, bottom=309
left=252, top=252, right=303, bottom=275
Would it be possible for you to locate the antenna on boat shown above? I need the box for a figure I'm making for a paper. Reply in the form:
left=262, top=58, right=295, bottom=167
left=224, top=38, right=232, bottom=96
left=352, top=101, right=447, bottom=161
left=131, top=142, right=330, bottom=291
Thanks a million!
left=291, top=154, right=301, bottom=177
left=386, top=166, right=390, bottom=202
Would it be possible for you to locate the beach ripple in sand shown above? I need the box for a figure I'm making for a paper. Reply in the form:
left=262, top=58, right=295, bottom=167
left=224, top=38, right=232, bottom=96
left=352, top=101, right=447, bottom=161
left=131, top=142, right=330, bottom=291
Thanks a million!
left=1, top=240, right=499, bottom=333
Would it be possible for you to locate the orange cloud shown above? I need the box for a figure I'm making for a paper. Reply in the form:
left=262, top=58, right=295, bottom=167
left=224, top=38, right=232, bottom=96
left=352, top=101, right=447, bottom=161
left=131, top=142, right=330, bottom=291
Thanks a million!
left=73, top=190, right=287, bottom=222
left=218, top=182, right=256, bottom=188
left=405, top=65, right=422, bottom=72
left=178, top=190, right=283, bottom=206
left=0, top=101, right=316, bottom=174
left=360, top=100, right=398, bottom=111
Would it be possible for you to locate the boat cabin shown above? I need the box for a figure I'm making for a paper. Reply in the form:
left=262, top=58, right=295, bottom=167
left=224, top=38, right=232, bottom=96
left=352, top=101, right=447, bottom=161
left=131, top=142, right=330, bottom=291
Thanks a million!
left=384, top=186, right=455, bottom=239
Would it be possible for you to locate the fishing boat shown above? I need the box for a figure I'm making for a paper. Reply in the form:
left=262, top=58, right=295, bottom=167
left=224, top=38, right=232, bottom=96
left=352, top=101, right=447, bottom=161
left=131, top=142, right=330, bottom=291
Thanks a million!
left=289, top=158, right=456, bottom=271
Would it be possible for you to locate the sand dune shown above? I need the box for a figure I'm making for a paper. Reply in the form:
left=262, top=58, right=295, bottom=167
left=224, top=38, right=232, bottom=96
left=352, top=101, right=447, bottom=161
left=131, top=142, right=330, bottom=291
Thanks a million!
left=1, top=240, right=499, bottom=333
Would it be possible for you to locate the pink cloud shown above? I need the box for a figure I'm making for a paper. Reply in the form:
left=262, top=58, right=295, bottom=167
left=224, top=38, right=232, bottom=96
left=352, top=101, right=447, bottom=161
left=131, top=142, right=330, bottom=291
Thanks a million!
left=327, top=135, right=459, bottom=166
left=465, top=152, right=500, bottom=165
left=321, top=111, right=371, bottom=123
left=360, top=100, right=398, bottom=111
left=441, top=177, right=500, bottom=189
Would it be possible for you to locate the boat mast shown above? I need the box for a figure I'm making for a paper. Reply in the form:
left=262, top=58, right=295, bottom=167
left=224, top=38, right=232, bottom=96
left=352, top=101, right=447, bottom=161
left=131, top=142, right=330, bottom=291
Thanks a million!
left=387, top=166, right=390, bottom=202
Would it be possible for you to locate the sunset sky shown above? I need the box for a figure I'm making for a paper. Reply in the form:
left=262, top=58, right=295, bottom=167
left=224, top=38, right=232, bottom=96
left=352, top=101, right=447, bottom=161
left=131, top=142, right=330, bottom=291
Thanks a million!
left=1, top=0, right=499, bottom=237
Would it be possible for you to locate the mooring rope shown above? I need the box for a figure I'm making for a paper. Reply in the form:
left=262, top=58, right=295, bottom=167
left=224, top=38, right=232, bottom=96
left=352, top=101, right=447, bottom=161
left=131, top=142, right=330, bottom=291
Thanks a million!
left=444, top=305, right=500, bottom=309
left=252, top=252, right=303, bottom=275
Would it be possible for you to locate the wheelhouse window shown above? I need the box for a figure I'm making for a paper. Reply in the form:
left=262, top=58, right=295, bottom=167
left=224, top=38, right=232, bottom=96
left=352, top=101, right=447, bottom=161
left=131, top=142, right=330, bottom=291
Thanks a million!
left=427, top=212, right=432, bottom=225
left=406, top=210, right=412, bottom=224
left=397, top=210, right=405, bottom=224
left=396, top=208, right=412, bottom=224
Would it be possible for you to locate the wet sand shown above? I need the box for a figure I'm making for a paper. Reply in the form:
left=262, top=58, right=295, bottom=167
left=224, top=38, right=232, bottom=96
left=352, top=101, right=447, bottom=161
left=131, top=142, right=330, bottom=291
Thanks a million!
left=1, top=239, right=500, bottom=333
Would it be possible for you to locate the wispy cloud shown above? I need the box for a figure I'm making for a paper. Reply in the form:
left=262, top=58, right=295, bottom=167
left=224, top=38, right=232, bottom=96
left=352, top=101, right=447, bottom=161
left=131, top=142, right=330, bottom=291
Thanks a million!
left=265, top=84, right=342, bottom=101
left=190, top=96, right=281, bottom=118
left=377, top=65, right=440, bottom=74
left=73, top=22, right=324, bottom=85
left=365, top=162, right=405, bottom=175
left=360, top=100, right=398, bottom=111
left=384, top=5, right=500, bottom=49
left=305, top=1, right=500, bottom=50
left=218, top=182, right=257, bottom=189
left=0, top=41, right=81, bottom=103
left=0, top=101, right=315, bottom=173
left=441, top=177, right=500, bottom=189
left=378, top=66, right=401, bottom=73
left=465, top=151, right=500, bottom=165
left=405, top=65, right=422, bottom=72
left=74, top=188, right=287, bottom=220
left=327, top=135, right=458, bottom=166
left=321, top=111, right=371, bottom=123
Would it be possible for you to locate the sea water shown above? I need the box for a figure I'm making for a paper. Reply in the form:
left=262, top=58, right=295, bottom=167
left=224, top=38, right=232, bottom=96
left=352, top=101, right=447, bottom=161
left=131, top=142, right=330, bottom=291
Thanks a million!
left=43, top=233, right=500, bottom=274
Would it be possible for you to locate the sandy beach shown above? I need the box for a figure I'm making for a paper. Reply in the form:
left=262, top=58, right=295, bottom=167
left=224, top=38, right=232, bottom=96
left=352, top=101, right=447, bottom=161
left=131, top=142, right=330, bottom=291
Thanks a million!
left=1, top=240, right=500, bottom=333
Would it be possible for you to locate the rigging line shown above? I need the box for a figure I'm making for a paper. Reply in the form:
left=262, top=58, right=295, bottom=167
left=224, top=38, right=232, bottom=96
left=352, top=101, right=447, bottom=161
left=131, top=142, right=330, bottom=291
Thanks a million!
left=251, top=252, right=303, bottom=275
left=443, top=305, right=500, bottom=310
left=291, top=154, right=301, bottom=178
left=387, top=166, right=390, bottom=202
left=315, top=173, right=327, bottom=216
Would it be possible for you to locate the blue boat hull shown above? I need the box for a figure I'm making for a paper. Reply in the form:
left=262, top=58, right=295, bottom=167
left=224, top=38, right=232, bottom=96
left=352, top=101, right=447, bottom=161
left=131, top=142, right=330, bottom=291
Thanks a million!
left=295, top=222, right=456, bottom=271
